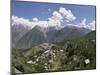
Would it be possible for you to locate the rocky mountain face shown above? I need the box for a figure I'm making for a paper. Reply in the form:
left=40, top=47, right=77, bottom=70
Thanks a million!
left=12, top=24, right=91, bottom=49
left=15, top=26, right=48, bottom=49
left=11, top=24, right=31, bottom=48
left=51, top=26, right=91, bottom=42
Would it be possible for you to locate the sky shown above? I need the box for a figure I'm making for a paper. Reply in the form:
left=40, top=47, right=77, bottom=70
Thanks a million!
left=12, top=0, right=96, bottom=30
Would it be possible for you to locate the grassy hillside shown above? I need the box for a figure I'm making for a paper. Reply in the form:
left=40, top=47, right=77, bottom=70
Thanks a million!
left=11, top=31, right=96, bottom=74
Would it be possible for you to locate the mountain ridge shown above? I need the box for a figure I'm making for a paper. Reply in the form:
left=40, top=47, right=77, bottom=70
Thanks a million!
left=14, top=25, right=91, bottom=49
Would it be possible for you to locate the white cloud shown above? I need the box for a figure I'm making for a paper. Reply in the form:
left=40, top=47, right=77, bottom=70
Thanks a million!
left=59, top=7, right=69, bottom=16
left=79, top=18, right=95, bottom=30
left=89, top=20, right=95, bottom=30
left=81, top=18, right=87, bottom=25
left=33, top=21, right=48, bottom=27
left=80, top=18, right=87, bottom=28
left=32, top=17, right=39, bottom=22
left=12, top=7, right=77, bottom=29
left=12, top=16, right=50, bottom=28
left=46, top=7, right=76, bottom=28
left=12, top=6, right=95, bottom=31
left=12, top=16, right=33, bottom=28
left=65, top=10, right=76, bottom=22
left=48, top=18, right=61, bottom=26
left=51, top=11, right=63, bottom=21
left=47, top=11, right=63, bottom=29
left=65, top=18, right=95, bottom=31
left=59, top=7, right=76, bottom=22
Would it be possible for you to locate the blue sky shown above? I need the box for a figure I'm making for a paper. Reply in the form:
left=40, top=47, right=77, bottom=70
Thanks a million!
left=12, top=0, right=96, bottom=30
left=12, top=0, right=95, bottom=22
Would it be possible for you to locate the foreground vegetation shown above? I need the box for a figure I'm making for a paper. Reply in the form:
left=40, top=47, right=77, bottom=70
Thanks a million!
left=11, top=31, right=96, bottom=74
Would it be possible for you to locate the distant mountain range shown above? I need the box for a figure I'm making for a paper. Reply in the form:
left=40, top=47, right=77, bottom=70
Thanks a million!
left=11, top=23, right=31, bottom=48
left=11, top=23, right=91, bottom=49
left=82, top=30, right=96, bottom=40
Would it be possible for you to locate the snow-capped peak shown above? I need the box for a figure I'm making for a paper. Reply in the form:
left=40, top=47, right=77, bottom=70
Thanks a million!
left=12, top=16, right=64, bottom=30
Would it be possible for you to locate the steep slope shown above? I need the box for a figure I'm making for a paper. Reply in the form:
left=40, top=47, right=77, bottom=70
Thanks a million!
left=16, top=26, right=48, bottom=49
left=15, top=25, right=91, bottom=49
left=52, top=26, right=91, bottom=42
left=83, top=31, right=96, bottom=40
left=11, top=24, right=31, bottom=48
left=46, top=26, right=58, bottom=42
